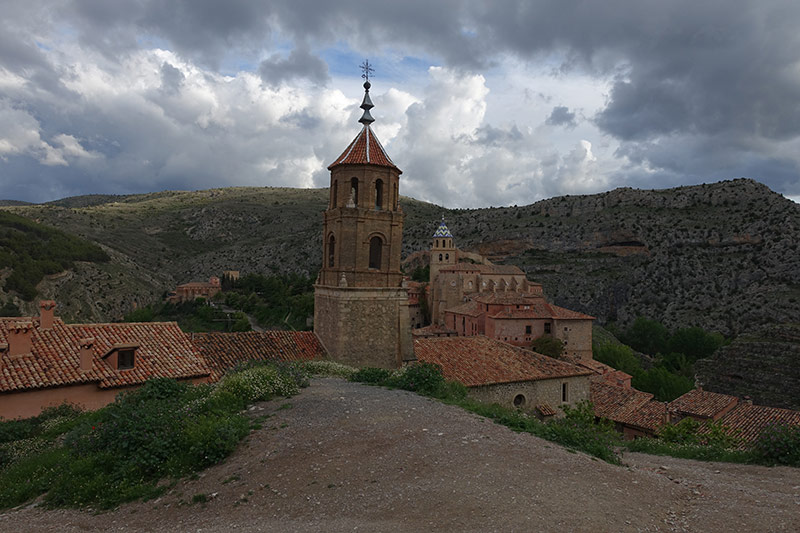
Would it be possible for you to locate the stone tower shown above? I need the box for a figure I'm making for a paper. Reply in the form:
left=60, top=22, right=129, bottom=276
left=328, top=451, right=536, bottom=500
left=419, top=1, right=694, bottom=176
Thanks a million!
left=429, top=218, right=457, bottom=324
left=314, top=78, right=415, bottom=368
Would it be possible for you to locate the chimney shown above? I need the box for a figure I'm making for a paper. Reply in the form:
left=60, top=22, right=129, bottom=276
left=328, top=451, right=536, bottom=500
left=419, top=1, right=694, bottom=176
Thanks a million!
left=39, top=300, right=56, bottom=330
left=79, top=338, right=95, bottom=372
left=7, top=322, right=34, bottom=357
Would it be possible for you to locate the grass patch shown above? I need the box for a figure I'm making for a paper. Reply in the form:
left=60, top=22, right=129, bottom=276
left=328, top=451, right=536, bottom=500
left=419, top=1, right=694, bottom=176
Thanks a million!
left=0, top=363, right=307, bottom=510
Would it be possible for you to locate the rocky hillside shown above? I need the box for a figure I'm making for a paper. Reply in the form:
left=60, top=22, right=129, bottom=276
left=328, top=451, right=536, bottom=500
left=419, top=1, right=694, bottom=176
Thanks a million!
left=696, top=324, right=800, bottom=410
left=1, top=179, right=798, bottom=335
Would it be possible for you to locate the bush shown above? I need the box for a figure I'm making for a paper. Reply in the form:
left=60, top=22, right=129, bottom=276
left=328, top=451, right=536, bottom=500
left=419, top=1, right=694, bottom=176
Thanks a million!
left=385, top=362, right=446, bottom=396
left=751, top=423, right=800, bottom=466
left=0, top=363, right=307, bottom=510
left=301, top=360, right=357, bottom=379
left=531, top=335, right=564, bottom=358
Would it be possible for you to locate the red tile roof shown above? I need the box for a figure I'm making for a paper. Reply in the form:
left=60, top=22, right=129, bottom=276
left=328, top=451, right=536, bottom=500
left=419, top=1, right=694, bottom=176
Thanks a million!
left=412, top=324, right=457, bottom=337
left=328, top=125, right=399, bottom=171
left=414, top=336, right=591, bottom=387
left=591, top=381, right=665, bottom=432
left=445, top=301, right=483, bottom=317
left=537, top=403, right=557, bottom=417
left=473, top=293, right=547, bottom=306
left=714, top=402, right=800, bottom=443
left=669, top=389, right=739, bottom=420
left=193, top=331, right=326, bottom=382
left=0, top=317, right=210, bottom=393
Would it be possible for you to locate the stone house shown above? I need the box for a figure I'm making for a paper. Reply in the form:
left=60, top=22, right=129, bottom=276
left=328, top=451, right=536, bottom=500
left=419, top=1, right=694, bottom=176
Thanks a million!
left=414, top=336, right=592, bottom=417
left=167, top=276, right=221, bottom=303
left=443, top=292, right=595, bottom=360
left=0, top=301, right=210, bottom=419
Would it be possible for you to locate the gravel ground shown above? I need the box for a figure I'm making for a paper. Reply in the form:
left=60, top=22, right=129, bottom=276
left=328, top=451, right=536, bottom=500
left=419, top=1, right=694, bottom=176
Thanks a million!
left=1, top=378, right=798, bottom=532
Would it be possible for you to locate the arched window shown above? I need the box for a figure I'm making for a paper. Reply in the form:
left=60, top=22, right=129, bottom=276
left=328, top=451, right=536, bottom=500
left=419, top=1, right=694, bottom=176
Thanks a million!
left=332, top=180, right=338, bottom=207
left=328, top=235, right=335, bottom=267
left=393, top=183, right=398, bottom=209
left=369, top=236, right=382, bottom=269
left=350, top=177, right=359, bottom=206
left=375, top=179, right=383, bottom=209
left=445, top=253, right=449, bottom=261
left=436, top=239, right=439, bottom=247
left=438, top=253, right=443, bottom=261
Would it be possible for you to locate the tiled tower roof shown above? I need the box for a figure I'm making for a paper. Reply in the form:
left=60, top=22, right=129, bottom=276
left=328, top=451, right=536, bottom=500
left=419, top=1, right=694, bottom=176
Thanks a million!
left=328, top=79, right=399, bottom=171
left=433, top=217, right=453, bottom=238
left=328, top=124, right=398, bottom=170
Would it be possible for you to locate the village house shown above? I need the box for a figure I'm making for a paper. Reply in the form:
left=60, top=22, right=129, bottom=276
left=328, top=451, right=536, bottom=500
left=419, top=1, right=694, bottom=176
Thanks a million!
left=0, top=301, right=210, bottom=419
left=167, top=276, right=222, bottom=304
left=414, top=336, right=592, bottom=417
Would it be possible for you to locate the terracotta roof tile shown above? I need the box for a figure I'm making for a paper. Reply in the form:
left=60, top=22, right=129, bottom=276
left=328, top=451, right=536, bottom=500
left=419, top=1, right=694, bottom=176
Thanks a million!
left=715, top=403, right=800, bottom=443
left=446, top=301, right=483, bottom=317
left=537, top=403, right=557, bottom=417
left=193, top=331, right=326, bottom=382
left=328, top=125, right=399, bottom=171
left=591, top=381, right=664, bottom=431
left=669, top=389, right=739, bottom=419
left=0, top=317, right=210, bottom=393
left=414, top=336, right=591, bottom=387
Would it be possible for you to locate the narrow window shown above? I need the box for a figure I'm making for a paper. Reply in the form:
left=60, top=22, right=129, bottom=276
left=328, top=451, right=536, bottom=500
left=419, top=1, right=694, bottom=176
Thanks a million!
left=369, top=236, right=382, bottom=269
left=328, top=235, right=335, bottom=267
left=525, top=325, right=532, bottom=334
left=350, top=177, right=359, bottom=205
left=118, top=349, right=135, bottom=370
left=445, top=253, right=449, bottom=261
left=332, top=180, right=338, bottom=207
left=544, top=323, right=552, bottom=334
left=393, top=183, right=398, bottom=209
left=436, top=239, right=439, bottom=248
left=439, top=253, right=443, bottom=261
left=375, top=179, right=383, bottom=209
left=562, top=382, right=568, bottom=403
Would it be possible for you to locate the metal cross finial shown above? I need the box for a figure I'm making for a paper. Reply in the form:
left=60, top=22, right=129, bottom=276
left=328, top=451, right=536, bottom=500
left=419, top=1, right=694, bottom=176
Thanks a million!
left=360, top=59, right=374, bottom=82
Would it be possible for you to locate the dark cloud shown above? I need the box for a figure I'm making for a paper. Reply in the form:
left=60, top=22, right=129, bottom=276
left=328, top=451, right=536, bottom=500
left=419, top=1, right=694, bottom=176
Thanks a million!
left=545, top=106, right=577, bottom=128
left=259, top=46, right=329, bottom=87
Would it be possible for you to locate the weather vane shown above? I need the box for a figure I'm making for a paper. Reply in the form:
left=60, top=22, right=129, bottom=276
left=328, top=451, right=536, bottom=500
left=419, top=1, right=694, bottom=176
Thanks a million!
left=360, top=59, right=374, bottom=83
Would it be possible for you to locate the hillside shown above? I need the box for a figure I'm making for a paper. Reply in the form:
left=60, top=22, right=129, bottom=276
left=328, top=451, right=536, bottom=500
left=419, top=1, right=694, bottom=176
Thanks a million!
left=1, top=179, right=798, bottom=334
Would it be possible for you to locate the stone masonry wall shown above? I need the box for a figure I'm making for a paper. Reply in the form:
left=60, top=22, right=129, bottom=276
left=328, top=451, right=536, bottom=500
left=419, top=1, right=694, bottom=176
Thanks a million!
left=314, top=285, right=414, bottom=369
left=468, top=375, right=590, bottom=416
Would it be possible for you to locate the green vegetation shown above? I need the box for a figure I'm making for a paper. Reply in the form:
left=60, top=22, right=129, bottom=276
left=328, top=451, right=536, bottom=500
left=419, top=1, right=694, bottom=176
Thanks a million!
left=597, top=317, right=726, bottom=401
left=409, top=264, right=429, bottom=282
left=223, top=273, right=314, bottom=331
left=0, top=300, right=21, bottom=317
left=0, top=363, right=306, bottom=510
left=0, top=211, right=109, bottom=300
left=124, top=300, right=251, bottom=332
left=531, top=335, right=564, bottom=358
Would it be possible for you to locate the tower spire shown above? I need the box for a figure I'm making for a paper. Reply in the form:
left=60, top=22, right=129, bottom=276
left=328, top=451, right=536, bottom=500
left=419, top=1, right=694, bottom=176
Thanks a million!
left=359, top=59, right=375, bottom=125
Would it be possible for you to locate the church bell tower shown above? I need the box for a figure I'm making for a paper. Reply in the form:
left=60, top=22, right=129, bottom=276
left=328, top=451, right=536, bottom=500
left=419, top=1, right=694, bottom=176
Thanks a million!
left=314, top=65, right=414, bottom=368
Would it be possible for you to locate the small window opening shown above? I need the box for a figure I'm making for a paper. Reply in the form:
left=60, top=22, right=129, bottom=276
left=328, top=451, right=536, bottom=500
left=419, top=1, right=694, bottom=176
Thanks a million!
left=525, top=325, right=532, bottom=334
left=369, top=236, right=382, bottom=269
left=328, top=235, right=335, bottom=267
left=513, top=394, right=526, bottom=408
left=350, top=177, right=359, bottom=205
left=332, top=180, right=338, bottom=207
left=562, top=383, right=569, bottom=403
left=439, top=253, right=443, bottom=261
left=118, top=349, right=135, bottom=370
left=375, top=179, right=383, bottom=209
left=445, top=253, right=449, bottom=261
left=544, top=323, right=552, bottom=334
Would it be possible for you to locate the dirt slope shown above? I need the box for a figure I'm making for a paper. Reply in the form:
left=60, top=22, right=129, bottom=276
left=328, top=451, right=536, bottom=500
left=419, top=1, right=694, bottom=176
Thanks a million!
left=1, top=379, right=798, bottom=532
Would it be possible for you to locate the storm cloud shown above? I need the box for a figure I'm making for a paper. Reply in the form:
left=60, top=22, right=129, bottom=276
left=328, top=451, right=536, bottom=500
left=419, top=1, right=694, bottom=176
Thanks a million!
left=1, top=0, right=799, bottom=205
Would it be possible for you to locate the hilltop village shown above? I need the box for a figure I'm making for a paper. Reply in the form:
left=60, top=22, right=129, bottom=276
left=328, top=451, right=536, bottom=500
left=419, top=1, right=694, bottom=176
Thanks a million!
left=1, top=80, right=799, bottom=448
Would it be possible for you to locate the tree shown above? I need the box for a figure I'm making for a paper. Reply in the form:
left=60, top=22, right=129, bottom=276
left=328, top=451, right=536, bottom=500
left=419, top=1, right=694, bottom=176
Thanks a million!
left=667, top=327, right=724, bottom=361
left=622, top=317, right=669, bottom=355
left=531, top=335, right=564, bottom=358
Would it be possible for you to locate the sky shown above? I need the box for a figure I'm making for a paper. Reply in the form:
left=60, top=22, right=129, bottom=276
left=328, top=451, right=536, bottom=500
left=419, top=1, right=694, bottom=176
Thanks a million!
left=1, top=1, right=800, bottom=207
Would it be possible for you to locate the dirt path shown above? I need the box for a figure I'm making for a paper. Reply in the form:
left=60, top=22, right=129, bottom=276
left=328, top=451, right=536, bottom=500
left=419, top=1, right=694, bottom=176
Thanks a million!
left=1, top=378, right=798, bottom=532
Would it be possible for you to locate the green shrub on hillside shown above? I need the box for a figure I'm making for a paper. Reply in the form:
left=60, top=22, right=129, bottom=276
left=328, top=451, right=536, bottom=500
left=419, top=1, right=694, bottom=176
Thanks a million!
left=0, top=364, right=307, bottom=510
left=0, top=211, right=109, bottom=300
left=531, top=335, right=564, bottom=358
